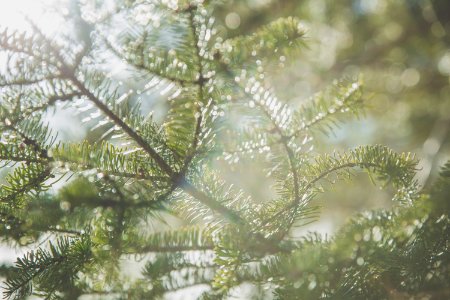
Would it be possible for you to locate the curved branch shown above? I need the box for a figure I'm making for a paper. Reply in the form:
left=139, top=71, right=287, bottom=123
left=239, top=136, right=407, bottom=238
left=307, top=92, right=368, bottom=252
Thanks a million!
left=264, top=162, right=379, bottom=225
left=183, top=9, right=206, bottom=166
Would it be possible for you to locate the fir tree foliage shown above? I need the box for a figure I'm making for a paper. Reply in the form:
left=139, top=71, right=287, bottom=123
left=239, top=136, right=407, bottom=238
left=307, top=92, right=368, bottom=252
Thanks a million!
left=0, top=0, right=447, bottom=299
left=3, top=236, right=92, bottom=300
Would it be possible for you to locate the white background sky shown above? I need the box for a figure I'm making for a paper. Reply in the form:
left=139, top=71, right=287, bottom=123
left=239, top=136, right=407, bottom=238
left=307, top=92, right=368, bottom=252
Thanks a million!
left=0, top=0, right=62, bottom=31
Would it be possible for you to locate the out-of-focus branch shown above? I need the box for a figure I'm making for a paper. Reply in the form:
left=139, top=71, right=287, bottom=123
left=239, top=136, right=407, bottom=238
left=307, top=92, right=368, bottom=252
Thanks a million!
left=418, top=117, right=450, bottom=189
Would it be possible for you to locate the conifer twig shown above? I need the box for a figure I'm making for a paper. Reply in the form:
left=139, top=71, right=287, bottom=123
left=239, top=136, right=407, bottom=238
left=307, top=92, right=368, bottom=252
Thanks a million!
left=64, top=66, right=248, bottom=227
left=181, top=8, right=206, bottom=173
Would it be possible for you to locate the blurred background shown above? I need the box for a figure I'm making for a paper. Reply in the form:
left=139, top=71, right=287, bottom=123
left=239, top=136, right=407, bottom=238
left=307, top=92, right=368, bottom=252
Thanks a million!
left=213, top=0, right=450, bottom=236
left=1, top=0, right=449, bottom=282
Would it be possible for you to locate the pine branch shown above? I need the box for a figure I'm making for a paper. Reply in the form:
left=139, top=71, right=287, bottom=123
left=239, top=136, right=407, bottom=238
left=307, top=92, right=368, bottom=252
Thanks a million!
left=126, top=227, right=214, bottom=254
left=3, top=3, right=265, bottom=233
left=103, top=37, right=195, bottom=86
left=289, top=78, right=364, bottom=139
left=2, top=2, right=446, bottom=299
left=0, top=75, right=61, bottom=87
left=62, top=67, right=249, bottom=228
left=253, top=96, right=301, bottom=216
left=3, top=236, right=92, bottom=300
left=219, top=17, right=306, bottom=67
left=0, top=163, right=51, bottom=208
left=0, top=143, right=43, bottom=164
left=265, top=145, right=418, bottom=232
left=0, top=28, right=58, bottom=64
left=69, top=74, right=176, bottom=174
left=143, top=253, right=216, bottom=278
left=180, top=8, right=207, bottom=173
left=45, top=227, right=82, bottom=236
left=52, top=141, right=169, bottom=182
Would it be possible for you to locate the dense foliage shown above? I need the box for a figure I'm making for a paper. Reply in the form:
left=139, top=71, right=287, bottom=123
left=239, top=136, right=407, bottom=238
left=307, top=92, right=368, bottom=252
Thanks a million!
left=0, top=0, right=448, bottom=299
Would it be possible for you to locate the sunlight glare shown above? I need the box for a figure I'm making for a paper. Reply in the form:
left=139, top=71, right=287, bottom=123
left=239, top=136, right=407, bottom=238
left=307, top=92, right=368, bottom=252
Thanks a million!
left=0, top=0, right=64, bottom=33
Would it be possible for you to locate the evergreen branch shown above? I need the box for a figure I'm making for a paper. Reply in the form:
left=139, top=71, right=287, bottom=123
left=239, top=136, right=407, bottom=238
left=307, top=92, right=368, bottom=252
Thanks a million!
left=69, top=75, right=176, bottom=176
left=126, top=227, right=214, bottom=254
left=275, top=187, right=449, bottom=299
left=52, top=141, right=169, bottom=182
left=64, top=71, right=248, bottom=227
left=0, top=2, right=447, bottom=299
left=234, top=78, right=303, bottom=232
left=1, top=118, right=55, bottom=157
left=255, top=99, right=300, bottom=211
left=0, top=143, right=42, bottom=164
left=3, top=236, right=92, bottom=300
left=219, top=17, right=306, bottom=66
left=0, top=75, right=61, bottom=87
left=176, top=179, right=248, bottom=227
left=233, top=254, right=285, bottom=287
left=127, top=0, right=202, bottom=14
left=0, top=120, right=56, bottom=208
left=45, top=227, right=82, bottom=236
left=288, top=78, right=364, bottom=139
left=0, top=84, right=81, bottom=128
left=144, top=255, right=216, bottom=280
left=180, top=8, right=207, bottom=173
left=6, top=3, right=250, bottom=231
left=15, top=91, right=83, bottom=120
left=128, top=279, right=212, bottom=299
left=217, top=60, right=293, bottom=162
left=281, top=141, right=300, bottom=213
left=103, top=37, right=195, bottom=86
left=221, top=132, right=283, bottom=162
left=266, top=145, right=418, bottom=228
left=45, top=92, right=84, bottom=106
left=163, top=88, right=199, bottom=158
left=101, top=175, right=128, bottom=257
left=0, top=210, right=80, bottom=241
left=56, top=176, right=168, bottom=211
left=0, top=198, right=74, bottom=244
left=0, top=28, right=55, bottom=63
left=0, top=163, right=51, bottom=208
left=174, top=170, right=287, bottom=253
left=133, top=244, right=213, bottom=254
